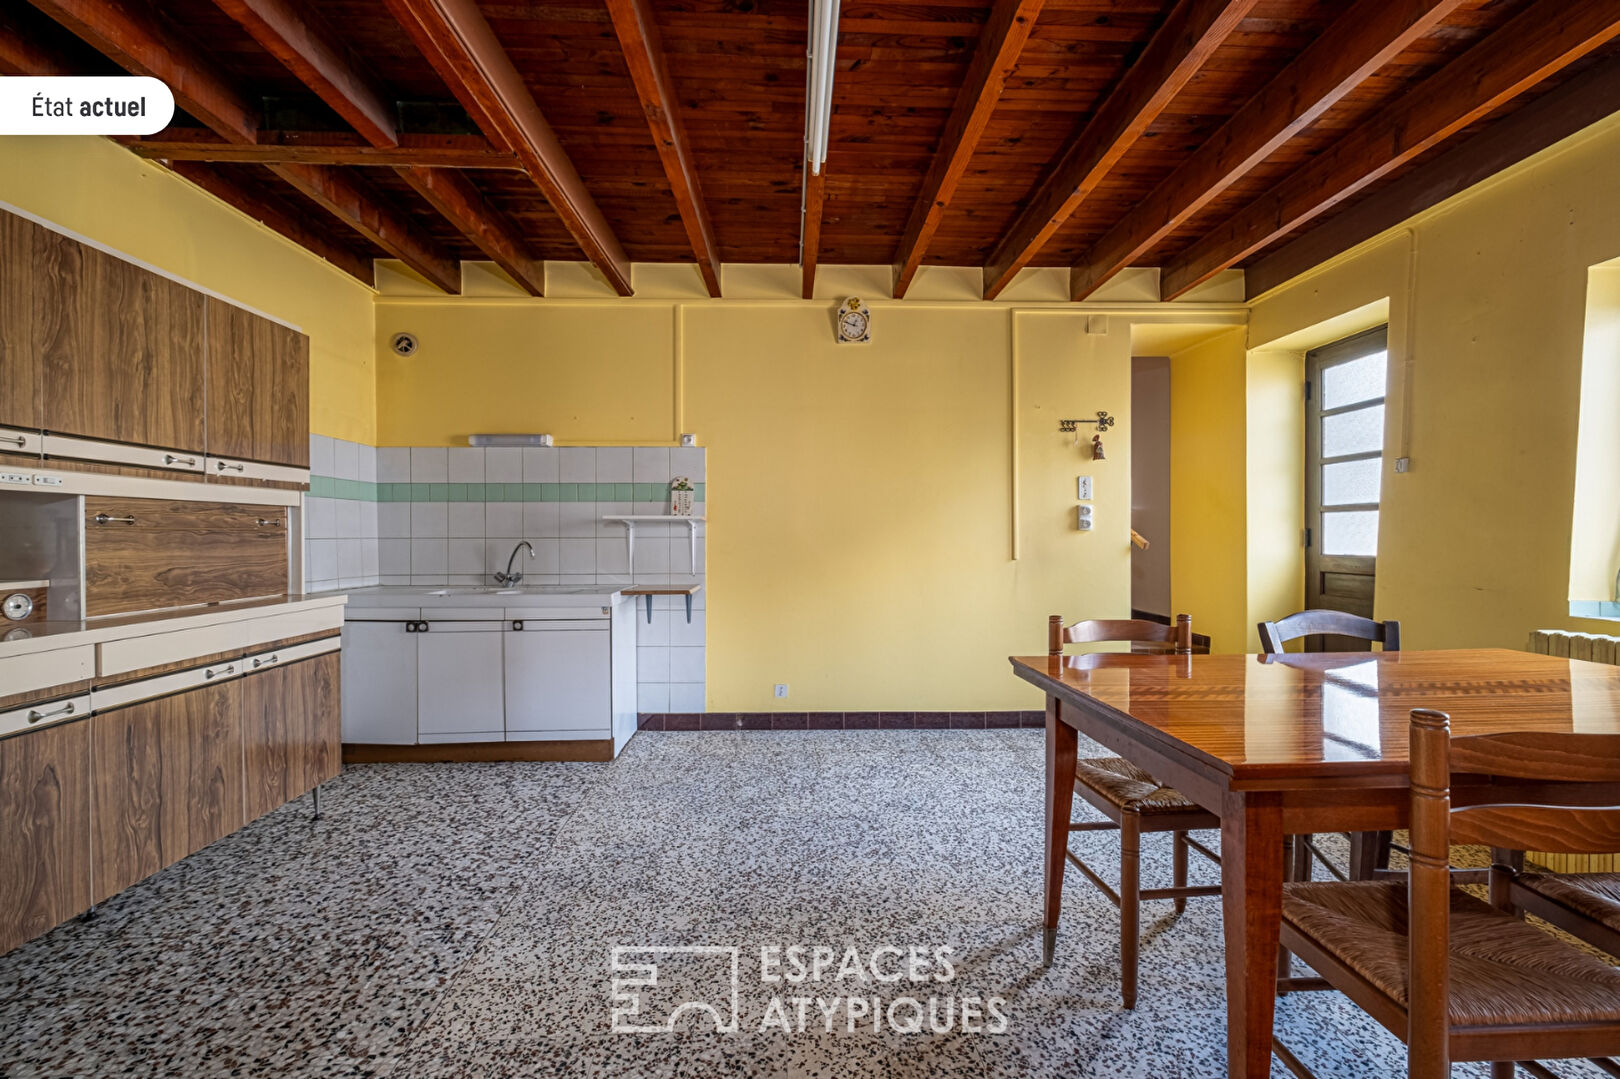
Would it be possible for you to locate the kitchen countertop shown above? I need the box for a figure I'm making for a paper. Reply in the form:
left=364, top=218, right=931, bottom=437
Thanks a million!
left=328, top=581, right=699, bottom=606
left=0, top=593, right=349, bottom=660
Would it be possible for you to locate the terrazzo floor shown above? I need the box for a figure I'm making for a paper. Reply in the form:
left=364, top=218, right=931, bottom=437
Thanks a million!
left=0, top=730, right=1610, bottom=1078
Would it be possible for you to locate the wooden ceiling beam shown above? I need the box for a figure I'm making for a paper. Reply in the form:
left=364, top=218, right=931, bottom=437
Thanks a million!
left=980, top=0, right=1258, bottom=300
left=208, top=0, right=541, bottom=293
left=1069, top=0, right=1466, bottom=302
left=605, top=0, right=722, bottom=297
left=207, top=0, right=399, bottom=147
left=801, top=167, right=826, bottom=300
left=891, top=0, right=1045, bottom=299
left=387, top=0, right=634, bottom=295
left=27, top=0, right=462, bottom=294
left=0, top=6, right=79, bottom=74
left=1244, top=53, right=1620, bottom=300
left=1159, top=0, right=1620, bottom=300
left=121, top=133, right=521, bottom=169
left=167, top=161, right=376, bottom=286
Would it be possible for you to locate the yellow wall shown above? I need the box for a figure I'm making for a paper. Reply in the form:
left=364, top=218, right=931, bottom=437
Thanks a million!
left=1250, top=110, right=1620, bottom=646
left=376, top=292, right=1147, bottom=709
left=0, top=136, right=377, bottom=443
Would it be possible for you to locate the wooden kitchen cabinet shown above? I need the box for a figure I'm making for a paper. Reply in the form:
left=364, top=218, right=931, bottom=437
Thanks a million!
left=241, top=651, right=339, bottom=822
left=206, top=297, right=310, bottom=469
left=92, top=680, right=243, bottom=903
left=83, top=496, right=288, bottom=617
left=0, top=718, right=93, bottom=955
left=36, top=226, right=206, bottom=452
left=0, top=210, right=40, bottom=435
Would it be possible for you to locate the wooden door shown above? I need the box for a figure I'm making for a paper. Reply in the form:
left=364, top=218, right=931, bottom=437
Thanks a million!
left=0, top=210, right=40, bottom=434
left=206, top=298, right=310, bottom=468
left=37, top=231, right=205, bottom=451
left=241, top=651, right=340, bottom=822
left=1305, top=327, right=1389, bottom=650
left=0, top=718, right=92, bottom=955
left=92, top=681, right=243, bottom=903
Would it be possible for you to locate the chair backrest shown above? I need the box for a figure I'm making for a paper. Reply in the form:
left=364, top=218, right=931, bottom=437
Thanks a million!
left=1048, top=614, right=1205, bottom=656
left=1257, top=609, right=1400, bottom=654
left=1406, top=709, right=1620, bottom=1067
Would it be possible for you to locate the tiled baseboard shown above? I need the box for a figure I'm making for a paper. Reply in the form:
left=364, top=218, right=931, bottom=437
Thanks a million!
left=637, top=711, right=1044, bottom=731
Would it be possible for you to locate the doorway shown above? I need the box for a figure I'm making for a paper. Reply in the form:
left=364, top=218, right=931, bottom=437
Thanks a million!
left=1131, top=356, right=1170, bottom=620
left=1304, top=326, right=1388, bottom=649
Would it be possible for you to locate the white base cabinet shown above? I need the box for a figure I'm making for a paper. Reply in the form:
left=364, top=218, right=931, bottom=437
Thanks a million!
left=340, top=620, right=417, bottom=744
left=505, top=621, right=610, bottom=738
left=418, top=622, right=505, bottom=742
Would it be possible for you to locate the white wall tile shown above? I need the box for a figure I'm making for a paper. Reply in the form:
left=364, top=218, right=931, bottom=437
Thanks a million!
left=410, top=447, right=448, bottom=483
left=522, top=447, right=559, bottom=482
left=559, top=503, right=596, bottom=538
left=357, top=445, right=377, bottom=484
left=335, top=498, right=362, bottom=539
left=670, top=446, right=705, bottom=482
left=380, top=574, right=411, bottom=586
left=668, top=647, right=705, bottom=683
left=596, top=447, right=631, bottom=482
left=637, top=646, right=670, bottom=681
left=361, top=542, right=379, bottom=578
left=411, top=502, right=448, bottom=538
left=485, top=447, right=523, bottom=483
left=637, top=683, right=670, bottom=713
left=559, top=447, right=594, bottom=482
left=595, top=503, right=630, bottom=537
left=595, top=537, right=628, bottom=575
left=379, top=503, right=411, bottom=539
left=669, top=608, right=705, bottom=647
left=448, top=503, right=485, bottom=538
left=309, top=434, right=336, bottom=477
left=634, top=536, right=672, bottom=575
left=632, top=447, right=669, bottom=483
left=449, top=538, right=486, bottom=575
left=411, top=538, right=448, bottom=575
left=448, top=447, right=485, bottom=483
left=333, top=439, right=360, bottom=481
left=338, top=538, right=364, bottom=581
left=377, top=447, right=411, bottom=483
left=486, top=538, right=525, bottom=577
left=559, top=538, right=595, bottom=574
left=305, top=496, right=335, bottom=540
left=637, top=610, right=671, bottom=646
left=486, top=502, right=523, bottom=536
left=523, top=501, right=559, bottom=537
left=307, top=539, right=338, bottom=582
left=379, top=538, right=411, bottom=576
left=527, top=538, right=561, bottom=575
left=359, top=502, right=379, bottom=539
left=669, top=683, right=706, bottom=712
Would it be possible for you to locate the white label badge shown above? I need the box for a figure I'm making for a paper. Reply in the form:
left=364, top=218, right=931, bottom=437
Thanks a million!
left=0, top=76, right=174, bottom=135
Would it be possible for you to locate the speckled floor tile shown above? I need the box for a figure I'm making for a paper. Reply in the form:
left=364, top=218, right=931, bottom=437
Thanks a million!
left=0, top=730, right=1612, bottom=1077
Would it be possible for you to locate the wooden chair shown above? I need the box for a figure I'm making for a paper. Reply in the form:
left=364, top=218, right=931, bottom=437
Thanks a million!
left=1493, top=853, right=1620, bottom=962
left=1258, top=609, right=1403, bottom=882
left=1047, top=614, right=1222, bottom=1009
left=1274, top=710, right=1620, bottom=1079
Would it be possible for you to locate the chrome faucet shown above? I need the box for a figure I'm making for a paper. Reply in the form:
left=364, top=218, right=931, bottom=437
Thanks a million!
left=494, top=541, right=534, bottom=586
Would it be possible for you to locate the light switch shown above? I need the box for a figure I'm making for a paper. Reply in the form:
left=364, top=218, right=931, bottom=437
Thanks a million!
left=1076, top=475, right=1093, bottom=500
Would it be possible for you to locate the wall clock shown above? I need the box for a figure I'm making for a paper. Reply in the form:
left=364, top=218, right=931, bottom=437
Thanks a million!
left=837, top=297, right=871, bottom=344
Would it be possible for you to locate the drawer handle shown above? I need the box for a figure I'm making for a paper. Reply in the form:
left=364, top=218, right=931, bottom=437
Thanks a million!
left=93, top=513, right=136, bottom=525
left=216, top=460, right=246, bottom=472
left=163, top=454, right=197, bottom=466
left=204, top=664, right=236, bottom=679
left=0, top=434, right=27, bottom=447
left=252, top=654, right=279, bottom=669
left=27, top=701, right=76, bottom=724
left=255, top=517, right=282, bottom=528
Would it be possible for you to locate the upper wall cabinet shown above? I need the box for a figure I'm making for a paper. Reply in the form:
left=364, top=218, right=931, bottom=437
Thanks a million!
left=35, top=227, right=207, bottom=453
left=206, top=298, right=310, bottom=469
left=0, top=212, right=41, bottom=440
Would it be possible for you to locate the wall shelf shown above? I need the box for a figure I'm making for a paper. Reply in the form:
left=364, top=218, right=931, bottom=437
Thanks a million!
left=601, top=516, right=704, bottom=575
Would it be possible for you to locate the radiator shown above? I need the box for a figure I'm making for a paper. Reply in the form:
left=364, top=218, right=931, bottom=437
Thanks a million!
left=1525, top=629, right=1620, bottom=871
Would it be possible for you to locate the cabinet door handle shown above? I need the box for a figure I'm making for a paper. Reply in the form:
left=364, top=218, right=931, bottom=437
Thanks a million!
left=216, top=460, right=246, bottom=472
left=512, top=620, right=524, bottom=631
left=251, top=654, right=279, bottom=669
left=163, top=454, right=197, bottom=466
left=417, top=621, right=429, bottom=633
left=255, top=517, right=282, bottom=528
left=93, top=513, right=136, bottom=525
left=0, top=435, right=28, bottom=447
left=26, top=701, right=76, bottom=724
left=204, top=664, right=235, bottom=679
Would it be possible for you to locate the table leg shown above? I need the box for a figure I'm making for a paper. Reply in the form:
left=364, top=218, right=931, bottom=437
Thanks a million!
left=1043, top=694, right=1077, bottom=966
left=1221, top=790, right=1284, bottom=1078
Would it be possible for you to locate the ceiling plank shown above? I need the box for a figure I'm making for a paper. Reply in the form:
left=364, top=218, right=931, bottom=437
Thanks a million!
left=207, top=0, right=399, bottom=147
left=801, top=167, right=826, bottom=300
left=208, top=0, right=541, bottom=293
left=388, top=0, right=634, bottom=295
left=1244, top=53, right=1620, bottom=300
left=980, top=0, right=1258, bottom=300
left=605, top=0, right=722, bottom=297
left=27, top=0, right=462, bottom=293
left=121, top=134, right=521, bottom=169
left=1069, top=0, right=1466, bottom=302
left=0, top=6, right=80, bottom=74
left=167, top=161, right=376, bottom=286
left=1159, top=0, right=1620, bottom=300
left=396, top=167, right=545, bottom=296
left=891, top=0, right=1045, bottom=299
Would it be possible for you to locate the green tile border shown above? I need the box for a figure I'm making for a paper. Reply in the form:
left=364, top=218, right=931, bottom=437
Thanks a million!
left=308, top=477, right=706, bottom=505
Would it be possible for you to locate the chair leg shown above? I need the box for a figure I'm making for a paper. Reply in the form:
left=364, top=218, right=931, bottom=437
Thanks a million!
left=1120, top=809, right=1141, bottom=1010
left=1278, top=835, right=1295, bottom=993
left=1173, top=830, right=1189, bottom=915
left=1291, top=834, right=1312, bottom=882
left=1349, top=831, right=1383, bottom=881
left=1489, top=1062, right=1516, bottom=1078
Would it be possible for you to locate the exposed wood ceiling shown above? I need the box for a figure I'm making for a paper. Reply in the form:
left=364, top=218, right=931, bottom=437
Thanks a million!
left=9, top=0, right=1620, bottom=300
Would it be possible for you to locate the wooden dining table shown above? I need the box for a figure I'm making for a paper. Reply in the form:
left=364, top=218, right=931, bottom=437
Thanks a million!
left=1010, top=647, right=1620, bottom=1078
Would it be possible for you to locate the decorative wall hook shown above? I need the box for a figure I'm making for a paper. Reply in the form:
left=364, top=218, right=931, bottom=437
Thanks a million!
left=1058, top=411, right=1114, bottom=434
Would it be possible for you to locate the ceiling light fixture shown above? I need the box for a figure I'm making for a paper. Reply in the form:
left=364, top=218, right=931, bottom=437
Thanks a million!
left=803, top=0, right=842, bottom=178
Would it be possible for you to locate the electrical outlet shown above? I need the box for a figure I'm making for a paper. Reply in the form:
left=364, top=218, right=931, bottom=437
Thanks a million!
left=1076, top=505, right=1094, bottom=531
left=1076, top=475, right=1093, bottom=500
left=774, top=683, right=788, bottom=698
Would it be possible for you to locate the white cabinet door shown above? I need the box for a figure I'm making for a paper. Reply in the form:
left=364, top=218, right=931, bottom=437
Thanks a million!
left=417, top=622, right=505, bottom=740
left=340, top=621, right=417, bottom=744
left=504, top=623, right=611, bottom=736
